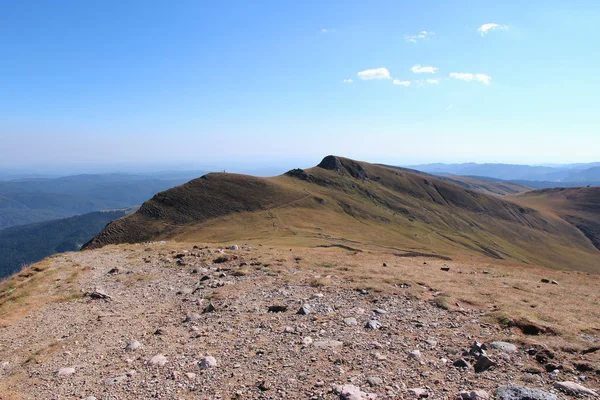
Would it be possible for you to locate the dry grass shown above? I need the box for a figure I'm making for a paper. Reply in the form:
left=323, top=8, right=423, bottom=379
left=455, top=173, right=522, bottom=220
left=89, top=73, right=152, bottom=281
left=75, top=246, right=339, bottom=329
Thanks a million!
left=0, top=259, right=86, bottom=327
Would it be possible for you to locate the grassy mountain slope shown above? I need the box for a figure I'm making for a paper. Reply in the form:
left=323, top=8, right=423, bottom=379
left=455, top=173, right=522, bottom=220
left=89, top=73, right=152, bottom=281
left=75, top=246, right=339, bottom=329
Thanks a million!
left=509, top=187, right=600, bottom=252
left=84, top=156, right=600, bottom=273
left=0, top=209, right=131, bottom=279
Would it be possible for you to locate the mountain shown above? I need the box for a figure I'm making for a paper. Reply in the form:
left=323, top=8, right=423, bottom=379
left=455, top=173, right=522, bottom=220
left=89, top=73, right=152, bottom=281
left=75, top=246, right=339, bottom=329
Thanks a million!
left=85, top=156, right=600, bottom=273
left=0, top=172, right=204, bottom=229
left=0, top=209, right=132, bottom=279
left=407, top=162, right=600, bottom=182
left=509, top=187, right=600, bottom=252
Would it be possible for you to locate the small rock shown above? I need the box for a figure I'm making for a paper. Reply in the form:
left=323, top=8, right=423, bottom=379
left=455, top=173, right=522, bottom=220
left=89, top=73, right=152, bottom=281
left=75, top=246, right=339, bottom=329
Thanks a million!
left=203, top=302, right=216, bottom=313
left=229, top=245, right=239, bottom=250
left=333, top=384, right=377, bottom=400
left=373, top=308, right=387, bottom=315
left=441, top=267, right=450, bottom=272
left=185, top=372, right=197, bottom=379
left=124, top=340, right=141, bottom=351
left=104, top=375, right=127, bottom=385
left=268, top=305, right=288, bottom=313
left=313, top=340, right=343, bottom=349
left=185, top=313, right=202, bottom=322
left=177, top=287, right=193, bottom=295
left=541, top=279, right=550, bottom=283
left=367, top=376, right=383, bottom=386
left=456, top=390, right=490, bottom=400
left=148, top=354, right=168, bottom=367
left=494, top=385, right=558, bottom=400
left=425, top=339, right=437, bottom=346
left=311, top=293, right=324, bottom=299
left=453, top=358, right=472, bottom=369
left=302, top=337, right=313, bottom=346
left=552, top=381, right=597, bottom=397
left=56, top=367, right=75, bottom=376
left=365, top=320, right=382, bottom=330
left=551, top=280, right=558, bottom=285
left=284, top=326, right=295, bottom=333
left=408, top=388, right=428, bottom=398
left=474, top=356, right=495, bottom=373
left=409, top=350, right=422, bottom=359
left=82, top=397, right=97, bottom=400
left=344, top=317, right=358, bottom=326
left=297, top=304, right=311, bottom=315
left=489, top=341, right=517, bottom=353
left=258, top=380, right=271, bottom=391
left=199, top=356, right=217, bottom=369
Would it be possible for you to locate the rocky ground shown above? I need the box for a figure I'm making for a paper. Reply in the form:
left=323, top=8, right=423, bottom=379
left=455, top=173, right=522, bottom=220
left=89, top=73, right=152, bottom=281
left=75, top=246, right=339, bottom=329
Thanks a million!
left=0, top=243, right=598, bottom=399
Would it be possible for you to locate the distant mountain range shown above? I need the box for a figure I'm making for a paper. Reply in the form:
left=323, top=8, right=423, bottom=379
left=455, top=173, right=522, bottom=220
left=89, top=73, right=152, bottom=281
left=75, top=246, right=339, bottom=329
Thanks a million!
left=0, top=172, right=205, bottom=230
left=0, top=209, right=134, bottom=278
left=406, top=162, right=600, bottom=183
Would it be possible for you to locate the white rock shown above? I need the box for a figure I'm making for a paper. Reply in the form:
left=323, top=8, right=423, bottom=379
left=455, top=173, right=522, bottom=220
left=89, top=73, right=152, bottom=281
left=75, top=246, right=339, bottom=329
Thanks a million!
left=408, top=388, right=428, bottom=398
left=334, top=384, right=378, bottom=400
left=409, top=350, right=422, bottom=359
left=56, top=367, right=75, bottom=376
left=313, top=340, right=343, bottom=349
left=200, top=356, right=217, bottom=369
left=229, top=245, right=239, bottom=250
left=302, top=337, right=313, bottom=346
left=125, top=340, right=141, bottom=351
left=148, top=354, right=168, bottom=367
left=344, top=317, right=358, bottom=326
left=489, top=341, right=517, bottom=353
left=553, top=381, right=598, bottom=397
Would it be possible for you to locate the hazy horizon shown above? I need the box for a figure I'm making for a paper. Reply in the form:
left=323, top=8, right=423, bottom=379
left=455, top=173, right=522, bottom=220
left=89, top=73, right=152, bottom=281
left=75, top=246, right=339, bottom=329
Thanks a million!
left=2, top=1, right=599, bottom=169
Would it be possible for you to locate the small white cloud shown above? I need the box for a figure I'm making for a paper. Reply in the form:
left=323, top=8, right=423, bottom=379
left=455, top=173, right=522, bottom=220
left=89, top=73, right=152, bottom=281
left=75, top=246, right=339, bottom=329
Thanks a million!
left=393, top=80, right=411, bottom=86
left=446, top=104, right=453, bottom=110
left=343, top=78, right=353, bottom=83
left=426, top=79, right=440, bottom=84
left=450, top=72, right=491, bottom=85
left=404, top=30, right=435, bottom=43
left=321, top=28, right=328, bottom=33
left=411, top=65, right=438, bottom=74
left=357, top=67, right=391, bottom=80
left=478, top=23, right=508, bottom=36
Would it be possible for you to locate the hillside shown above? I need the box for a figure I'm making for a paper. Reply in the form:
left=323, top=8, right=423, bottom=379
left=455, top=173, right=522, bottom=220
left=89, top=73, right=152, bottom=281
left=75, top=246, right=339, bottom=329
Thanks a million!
left=0, top=173, right=202, bottom=229
left=509, top=187, right=600, bottom=251
left=0, top=210, right=130, bottom=279
left=85, top=156, right=600, bottom=273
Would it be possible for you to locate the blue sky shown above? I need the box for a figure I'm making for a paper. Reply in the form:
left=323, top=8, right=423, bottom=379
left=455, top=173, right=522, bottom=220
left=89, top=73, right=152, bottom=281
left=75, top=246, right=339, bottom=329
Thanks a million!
left=1, top=0, right=599, bottom=173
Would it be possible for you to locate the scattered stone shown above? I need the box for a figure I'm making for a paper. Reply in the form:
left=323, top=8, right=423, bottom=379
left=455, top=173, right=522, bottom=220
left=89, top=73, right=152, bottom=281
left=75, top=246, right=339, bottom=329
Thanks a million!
left=199, top=356, right=217, bottom=369
left=283, top=326, right=295, bottom=333
left=107, top=268, right=119, bottom=274
left=373, top=308, right=387, bottom=315
left=56, top=367, right=75, bottom=376
left=474, top=356, right=495, bottom=373
left=148, top=354, right=168, bottom=367
left=177, top=287, right=193, bottom=295
left=268, top=305, right=288, bottom=313
left=494, top=385, right=558, bottom=400
left=84, top=288, right=112, bottom=301
left=185, top=372, right=196, bottom=379
left=408, top=388, right=428, bottom=398
left=203, top=302, right=216, bottom=313
left=541, top=279, right=550, bottom=283
left=185, top=313, right=202, bottom=322
left=297, top=304, right=311, bottom=315
left=344, top=317, right=358, bottom=326
left=456, top=390, right=490, bottom=400
left=258, top=380, right=271, bottom=391
left=104, top=375, right=127, bottom=385
left=124, top=340, right=141, bottom=351
left=425, top=339, right=437, bottom=346
left=302, top=337, right=313, bottom=346
left=489, top=341, right=518, bottom=353
left=83, top=397, right=97, bottom=400
left=453, top=358, right=472, bottom=369
left=409, top=350, right=422, bottom=359
left=552, top=381, right=598, bottom=397
left=441, top=267, right=451, bottom=272
left=551, top=280, right=558, bottom=285
left=229, top=245, right=239, bottom=250
left=367, top=376, right=383, bottom=386
left=366, top=320, right=382, bottom=330
left=311, top=293, right=324, bottom=299
left=313, top=340, right=343, bottom=349
left=333, top=384, right=377, bottom=400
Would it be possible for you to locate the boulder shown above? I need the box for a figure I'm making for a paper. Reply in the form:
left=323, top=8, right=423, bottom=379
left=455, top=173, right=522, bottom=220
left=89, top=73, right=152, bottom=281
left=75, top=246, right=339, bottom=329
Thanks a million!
left=494, top=385, right=558, bottom=400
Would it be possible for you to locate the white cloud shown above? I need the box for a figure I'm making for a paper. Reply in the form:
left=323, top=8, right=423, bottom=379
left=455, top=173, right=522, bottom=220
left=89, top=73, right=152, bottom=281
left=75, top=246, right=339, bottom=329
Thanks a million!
left=426, top=79, right=439, bottom=84
left=410, top=64, right=438, bottom=74
left=343, top=78, right=353, bottom=83
left=357, top=67, right=391, bottom=80
left=393, top=80, right=411, bottom=86
left=478, top=23, right=508, bottom=36
left=404, top=30, right=435, bottom=43
left=450, top=72, right=491, bottom=85
left=321, top=28, right=328, bottom=33
left=446, top=104, right=453, bottom=110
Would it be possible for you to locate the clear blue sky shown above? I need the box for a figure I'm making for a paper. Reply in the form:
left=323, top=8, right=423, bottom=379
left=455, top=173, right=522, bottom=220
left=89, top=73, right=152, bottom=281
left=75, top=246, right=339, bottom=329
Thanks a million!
left=1, top=0, right=599, bottom=173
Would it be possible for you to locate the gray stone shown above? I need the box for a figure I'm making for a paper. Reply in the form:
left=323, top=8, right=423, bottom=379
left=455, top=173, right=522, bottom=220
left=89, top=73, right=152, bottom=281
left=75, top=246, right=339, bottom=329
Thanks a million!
left=200, top=356, right=217, bottom=369
left=553, top=381, right=598, bottom=397
left=409, top=350, right=422, bottom=359
left=185, top=313, right=202, bottom=322
left=203, top=302, right=216, bottom=313
left=125, top=340, right=141, bottom=351
left=373, top=308, right=387, bottom=315
left=297, top=304, right=311, bottom=315
left=494, top=385, right=559, bottom=400
left=344, top=317, right=358, bottom=326
left=177, top=287, right=193, bottom=295
left=407, top=388, right=428, bottom=398
left=104, top=375, right=127, bottom=385
left=56, top=367, right=75, bottom=376
left=333, top=384, right=377, bottom=400
left=302, top=336, right=313, bottom=346
left=489, top=341, right=517, bottom=353
left=367, top=376, right=383, bottom=386
left=148, top=354, right=168, bottom=367
left=313, top=340, right=343, bottom=349
left=366, top=320, right=382, bottom=330
left=474, top=356, right=495, bottom=372
left=456, top=390, right=490, bottom=400
left=229, top=245, right=239, bottom=250
left=425, top=339, right=437, bottom=347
